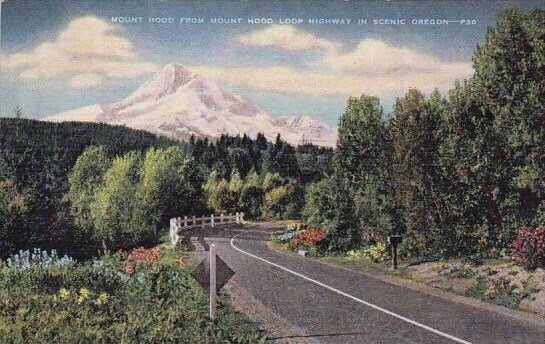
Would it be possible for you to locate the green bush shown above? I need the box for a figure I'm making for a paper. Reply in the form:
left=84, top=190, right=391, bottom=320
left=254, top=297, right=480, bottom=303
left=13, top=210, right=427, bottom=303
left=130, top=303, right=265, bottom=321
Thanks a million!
left=0, top=248, right=264, bottom=343
left=68, top=146, right=207, bottom=251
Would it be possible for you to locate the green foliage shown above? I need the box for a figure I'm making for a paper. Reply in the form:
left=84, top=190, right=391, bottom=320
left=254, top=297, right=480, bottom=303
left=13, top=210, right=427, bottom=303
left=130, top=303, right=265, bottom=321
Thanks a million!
left=90, top=152, right=145, bottom=250
left=0, top=248, right=264, bottom=343
left=239, top=171, right=265, bottom=218
left=68, top=147, right=207, bottom=251
left=204, top=169, right=303, bottom=221
left=301, top=177, right=339, bottom=230
left=304, top=9, right=545, bottom=260
left=0, top=178, right=28, bottom=253
left=66, top=146, right=111, bottom=234
left=335, top=95, right=389, bottom=190
left=262, top=180, right=303, bottom=220
left=321, top=95, right=392, bottom=251
left=0, top=118, right=176, bottom=257
left=137, top=147, right=205, bottom=228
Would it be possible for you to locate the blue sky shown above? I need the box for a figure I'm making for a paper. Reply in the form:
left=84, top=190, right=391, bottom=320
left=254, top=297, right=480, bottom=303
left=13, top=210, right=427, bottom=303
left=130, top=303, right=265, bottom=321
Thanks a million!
left=1, top=0, right=543, bottom=126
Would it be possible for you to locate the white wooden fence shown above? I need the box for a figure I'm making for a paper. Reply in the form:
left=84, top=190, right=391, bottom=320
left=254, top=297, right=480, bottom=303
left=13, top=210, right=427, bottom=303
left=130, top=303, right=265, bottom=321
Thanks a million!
left=170, top=212, right=245, bottom=247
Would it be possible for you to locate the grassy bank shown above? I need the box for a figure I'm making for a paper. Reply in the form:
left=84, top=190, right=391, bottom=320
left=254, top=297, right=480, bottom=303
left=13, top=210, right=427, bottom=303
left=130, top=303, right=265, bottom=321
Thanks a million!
left=0, top=244, right=265, bottom=343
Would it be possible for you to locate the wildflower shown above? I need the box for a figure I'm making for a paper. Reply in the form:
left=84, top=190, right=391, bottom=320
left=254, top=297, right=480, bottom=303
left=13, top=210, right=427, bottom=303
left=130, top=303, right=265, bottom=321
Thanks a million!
left=59, top=288, right=70, bottom=299
left=79, top=288, right=91, bottom=299
left=16, top=307, right=29, bottom=317
left=125, top=263, right=135, bottom=275
left=177, top=258, right=185, bottom=268
left=94, top=293, right=109, bottom=306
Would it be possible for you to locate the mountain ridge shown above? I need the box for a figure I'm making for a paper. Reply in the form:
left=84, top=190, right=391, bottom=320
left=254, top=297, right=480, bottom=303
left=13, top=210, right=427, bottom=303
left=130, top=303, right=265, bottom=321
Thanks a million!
left=44, top=64, right=337, bottom=147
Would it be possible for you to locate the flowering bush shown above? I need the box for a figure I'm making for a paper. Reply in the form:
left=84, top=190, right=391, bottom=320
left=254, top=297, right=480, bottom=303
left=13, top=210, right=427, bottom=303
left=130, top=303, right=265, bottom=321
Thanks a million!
left=362, top=242, right=389, bottom=262
left=346, top=250, right=364, bottom=260
left=285, top=222, right=306, bottom=232
left=5, top=248, right=74, bottom=272
left=362, top=232, right=385, bottom=246
left=509, top=227, right=545, bottom=269
left=347, top=242, right=389, bottom=263
left=276, top=230, right=307, bottom=243
left=115, top=247, right=165, bottom=275
left=0, top=247, right=264, bottom=343
left=298, top=228, right=325, bottom=247
left=273, top=223, right=325, bottom=251
left=288, top=228, right=325, bottom=250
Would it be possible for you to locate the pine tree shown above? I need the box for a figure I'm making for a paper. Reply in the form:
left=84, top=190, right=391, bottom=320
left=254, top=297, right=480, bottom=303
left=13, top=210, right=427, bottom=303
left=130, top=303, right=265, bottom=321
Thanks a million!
left=13, top=105, right=22, bottom=119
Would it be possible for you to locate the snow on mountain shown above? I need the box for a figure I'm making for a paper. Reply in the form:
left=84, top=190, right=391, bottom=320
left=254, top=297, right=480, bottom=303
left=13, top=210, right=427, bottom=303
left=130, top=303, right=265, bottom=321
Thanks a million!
left=44, top=64, right=337, bottom=147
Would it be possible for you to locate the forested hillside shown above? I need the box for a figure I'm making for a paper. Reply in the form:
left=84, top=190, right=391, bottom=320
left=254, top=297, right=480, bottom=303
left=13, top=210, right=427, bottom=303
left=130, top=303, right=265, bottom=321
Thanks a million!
left=0, top=119, right=178, bottom=256
left=0, top=119, right=332, bottom=257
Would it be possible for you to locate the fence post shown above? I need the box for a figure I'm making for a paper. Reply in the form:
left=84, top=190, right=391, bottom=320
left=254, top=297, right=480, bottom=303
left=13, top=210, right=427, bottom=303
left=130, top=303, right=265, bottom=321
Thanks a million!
left=240, top=212, right=245, bottom=224
left=211, top=214, right=215, bottom=228
left=235, top=212, right=240, bottom=224
left=209, top=244, right=217, bottom=320
left=184, top=216, right=188, bottom=228
left=169, top=218, right=179, bottom=247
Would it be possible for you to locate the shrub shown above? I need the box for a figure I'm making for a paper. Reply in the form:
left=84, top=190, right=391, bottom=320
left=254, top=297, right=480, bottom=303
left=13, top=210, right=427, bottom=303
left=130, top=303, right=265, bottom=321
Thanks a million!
left=362, top=231, right=385, bottom=246
left=509, top=227, right=545, bottom=269
left=347, top=242, right=389, bottom=263
left=0, top=247, right=264, bottom=343
left=298, top=228, right=325, bottom=248
left=287, top=228, right=325, bottom=251
left=362, top=242, right=389, bottom=262
left=262, top=181, right=302, bottom=220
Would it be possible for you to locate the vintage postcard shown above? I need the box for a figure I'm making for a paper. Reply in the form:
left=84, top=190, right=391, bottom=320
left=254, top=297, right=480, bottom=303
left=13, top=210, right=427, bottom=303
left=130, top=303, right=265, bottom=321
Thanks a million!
left=0, top=0, right=544, bottom=342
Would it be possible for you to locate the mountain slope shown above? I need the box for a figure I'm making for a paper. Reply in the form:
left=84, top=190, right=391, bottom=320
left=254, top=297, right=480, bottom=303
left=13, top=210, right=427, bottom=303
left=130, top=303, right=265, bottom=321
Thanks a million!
left=45, top=64, right=336, bottom=147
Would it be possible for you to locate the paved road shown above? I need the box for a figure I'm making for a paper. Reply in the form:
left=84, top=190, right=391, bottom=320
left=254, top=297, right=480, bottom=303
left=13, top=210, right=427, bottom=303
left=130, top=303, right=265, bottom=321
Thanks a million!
left=191, top=225, right=545, bottom=344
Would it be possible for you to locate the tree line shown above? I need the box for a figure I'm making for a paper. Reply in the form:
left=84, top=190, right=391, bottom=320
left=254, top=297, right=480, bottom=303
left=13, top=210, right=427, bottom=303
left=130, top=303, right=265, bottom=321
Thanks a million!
left=303, top=8, right=545, bottom=259
left=0, top=118, right=332, bottom=256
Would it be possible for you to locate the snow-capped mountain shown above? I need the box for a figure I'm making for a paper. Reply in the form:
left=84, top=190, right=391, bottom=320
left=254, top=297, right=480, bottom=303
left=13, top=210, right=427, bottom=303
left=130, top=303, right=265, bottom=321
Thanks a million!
left=44, top=64, right=336, bottom=147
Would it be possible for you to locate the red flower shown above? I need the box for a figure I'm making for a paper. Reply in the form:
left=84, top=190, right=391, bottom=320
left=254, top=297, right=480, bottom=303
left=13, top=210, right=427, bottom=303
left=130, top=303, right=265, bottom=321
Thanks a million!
left=125, top=262, right=135, bottom=275
left=509, top=226, right=545, bottom=269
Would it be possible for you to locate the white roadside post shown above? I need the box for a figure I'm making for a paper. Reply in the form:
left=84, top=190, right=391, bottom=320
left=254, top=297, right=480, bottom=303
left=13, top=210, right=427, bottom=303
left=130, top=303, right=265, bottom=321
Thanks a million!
left=209, top=244, right=217, bottom=320
left=169, top=218, right=179, bottom=247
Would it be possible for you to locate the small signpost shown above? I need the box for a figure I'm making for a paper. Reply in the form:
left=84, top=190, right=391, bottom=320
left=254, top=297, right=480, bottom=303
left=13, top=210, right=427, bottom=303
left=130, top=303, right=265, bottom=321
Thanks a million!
left=209, top=245, right=216, bottom=320
left=190, top=244, right=235, bottom=321
left=388, top=235, right=403, bottom=270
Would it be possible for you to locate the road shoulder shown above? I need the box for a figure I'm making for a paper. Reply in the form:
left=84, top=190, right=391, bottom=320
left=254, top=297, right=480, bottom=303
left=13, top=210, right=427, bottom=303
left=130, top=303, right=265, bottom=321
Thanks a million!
left=266, top=240, right=545, bottom=328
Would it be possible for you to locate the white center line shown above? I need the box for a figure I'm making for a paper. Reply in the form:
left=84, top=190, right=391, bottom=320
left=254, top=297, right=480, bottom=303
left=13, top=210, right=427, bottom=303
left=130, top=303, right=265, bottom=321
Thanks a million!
left=230, top=233, right=473, bottom=344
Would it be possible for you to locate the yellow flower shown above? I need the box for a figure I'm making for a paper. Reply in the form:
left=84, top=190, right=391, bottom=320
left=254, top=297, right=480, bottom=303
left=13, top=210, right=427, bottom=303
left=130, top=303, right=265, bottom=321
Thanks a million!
left=59, top=288, right=70, bottom=299
left=79, top=288, right=91, bottom=299
left=94, top=293, right=109, bottom=306
left=16, top=307, right=29, bottom=316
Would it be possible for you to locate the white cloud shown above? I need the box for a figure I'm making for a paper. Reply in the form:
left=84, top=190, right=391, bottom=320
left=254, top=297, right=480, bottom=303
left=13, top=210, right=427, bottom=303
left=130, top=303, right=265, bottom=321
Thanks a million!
left=70, top=73, right=103, bottom=89
left=190, top=60, right=471, bottom=98
left=318, top=38, right=472, bottom=77
left=236, top=25, right=340, bottom=52
left=3, top=16, right=158, bottom=88
left=228, top=27, right=473, bottom=98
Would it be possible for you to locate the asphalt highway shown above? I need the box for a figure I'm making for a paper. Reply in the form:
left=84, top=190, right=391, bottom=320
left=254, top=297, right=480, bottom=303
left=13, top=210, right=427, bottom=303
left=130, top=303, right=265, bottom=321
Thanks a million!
left=192, top=226, right=545, bottom=344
